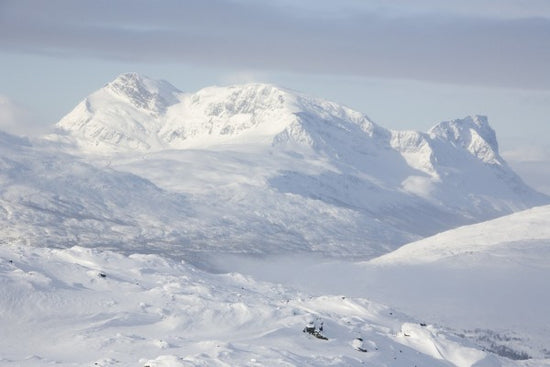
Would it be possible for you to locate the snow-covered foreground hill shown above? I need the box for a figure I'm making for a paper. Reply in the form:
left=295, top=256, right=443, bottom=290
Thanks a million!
left=365, top=205, right=550, bottom=359
left=0, top=244, right=537, bottom=367
left=218, top=205, right=550, bottom=362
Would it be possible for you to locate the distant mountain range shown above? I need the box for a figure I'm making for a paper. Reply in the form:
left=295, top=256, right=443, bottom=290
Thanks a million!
left=1, top=73, right=546, bottom=258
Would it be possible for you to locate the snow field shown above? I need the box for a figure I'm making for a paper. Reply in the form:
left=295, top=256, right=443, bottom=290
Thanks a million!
left=0, top=245, right=507, bottom=366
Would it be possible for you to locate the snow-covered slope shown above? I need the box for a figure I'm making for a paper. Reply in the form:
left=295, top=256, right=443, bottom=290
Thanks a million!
left=1, top=130, right=413, bottom=257
left=55, top=73, right=180, bottom=151
left=216, top=205, right=550, bottom=362
left=0, top=131, right=192, bottom=250
left=364, top=205, right=550, bottom=360
left=371, top=204, right=550, bottom=265
left=42, top=73, right=550, bottom=257
left=0, top=244, right=532, bottom=366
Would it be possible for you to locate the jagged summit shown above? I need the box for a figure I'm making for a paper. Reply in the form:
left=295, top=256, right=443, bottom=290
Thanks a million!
left=50, top=73, right=548, bottom=210
left=50, top=75, right=536, bottom=191
left=105, top=72, right=181, bottom=113
left=54, top=73, right=507, bottom=163
left=53, top=73, right=380, bottom=152
left=5, top=73, right=549, bottom=259
left=430, top=115, right=501, bottom=164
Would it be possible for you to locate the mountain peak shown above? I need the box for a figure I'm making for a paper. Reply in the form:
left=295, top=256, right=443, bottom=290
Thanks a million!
left=191, top=82, right=297, bottom=115
left=429, top=115, right=501, bottom=164
left=105, top=72, right=181, bottom=113
left=53, top=76, right=500, bottom=175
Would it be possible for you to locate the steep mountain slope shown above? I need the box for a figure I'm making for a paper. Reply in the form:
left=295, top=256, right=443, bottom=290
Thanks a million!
left=54, top=73, right=377, bottom=152
left=55, top=73, right=180, bottom=151
left=44, top=73, right=550, bottom=257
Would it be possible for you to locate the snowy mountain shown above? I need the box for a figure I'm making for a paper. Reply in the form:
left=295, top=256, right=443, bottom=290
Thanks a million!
left=42, top=73, right=550, bottom=257
left=3, top=74, right=550, bottom=366
left=54, top=72, right=376, bottom=152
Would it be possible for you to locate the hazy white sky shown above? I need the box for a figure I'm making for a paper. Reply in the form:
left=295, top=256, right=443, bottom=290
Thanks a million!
left=1, top=0, right=549, bottom=191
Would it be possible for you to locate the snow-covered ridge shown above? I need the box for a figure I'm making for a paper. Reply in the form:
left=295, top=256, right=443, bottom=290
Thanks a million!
left=370, top=204, right=550, bottom=265
left=54, top=73, right=380, bottom=152
left=52, top=74, right=511, bottom=194
left=24, top=73, right=546, bottom=257
left=54, top=73, right=496, bottom=164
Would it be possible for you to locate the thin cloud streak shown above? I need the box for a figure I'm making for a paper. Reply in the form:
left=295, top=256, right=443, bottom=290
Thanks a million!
left=1, top=0, right=550, bottom=89
left=0, top=95, right=44, bottom=137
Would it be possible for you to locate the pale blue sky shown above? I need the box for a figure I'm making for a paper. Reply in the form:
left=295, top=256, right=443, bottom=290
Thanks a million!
left=1, top=0, right=549, bottom=191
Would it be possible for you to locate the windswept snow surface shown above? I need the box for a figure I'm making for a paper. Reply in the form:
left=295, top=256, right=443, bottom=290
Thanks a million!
left=0, top=244, right=530, bottom=366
